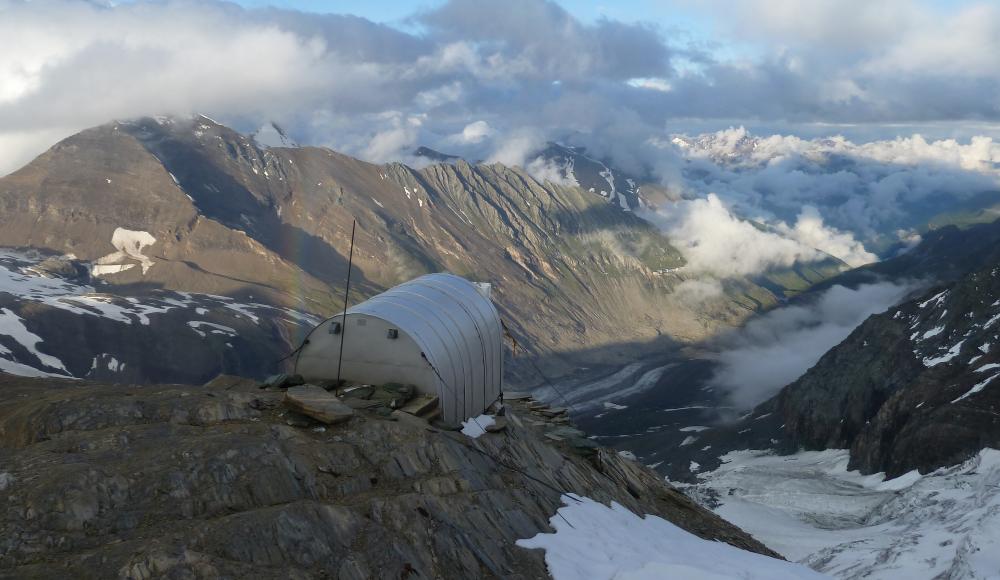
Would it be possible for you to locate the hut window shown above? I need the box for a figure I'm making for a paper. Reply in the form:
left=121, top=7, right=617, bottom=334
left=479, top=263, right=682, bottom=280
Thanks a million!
left=387, top=328, right=399, bottom=339
left=328, top=322, right=341, bottom=335
left=356, top=319, right=367, bottom=326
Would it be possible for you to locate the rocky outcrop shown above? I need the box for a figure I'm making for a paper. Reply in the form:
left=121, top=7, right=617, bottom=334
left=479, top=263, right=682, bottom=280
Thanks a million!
left=0, top=374, right=777, bottom=579
left=666, top=243, right=1000, bottom=480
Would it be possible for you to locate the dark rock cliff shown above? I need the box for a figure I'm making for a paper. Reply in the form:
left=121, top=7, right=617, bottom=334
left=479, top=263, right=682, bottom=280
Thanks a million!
left=667, top=241, right=1000, bottom=480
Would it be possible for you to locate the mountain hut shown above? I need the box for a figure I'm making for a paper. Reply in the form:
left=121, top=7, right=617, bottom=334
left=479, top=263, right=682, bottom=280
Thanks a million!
left=294, top=273, right=504, bottom=423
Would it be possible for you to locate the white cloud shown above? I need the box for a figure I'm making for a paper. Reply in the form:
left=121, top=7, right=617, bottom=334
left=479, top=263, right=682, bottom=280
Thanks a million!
left=695, top=0, right=912, bottom=50
left=453, top=120, right=494, bottom=144
left=639, top=194, right=826, bottom=278
left=779, top=206, right=877, bottom=267
left=670, top=127, right=1000, bottom=247
left=0, top=0, right=677, bottom=175
left=486, top=128, right=546, bottom=167
left=709, top=280, right=923, bottom=409
left=362, top=112, right=424, bottom=162
left=525, top=157, right=576, bottom=186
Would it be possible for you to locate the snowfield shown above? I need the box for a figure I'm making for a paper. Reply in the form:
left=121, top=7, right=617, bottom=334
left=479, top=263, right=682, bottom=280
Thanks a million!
left=0, top=250, right=319, bottom=378
left=681, top=448, right=1000, bottom=579
left=517, top=493, right=826, bottom=579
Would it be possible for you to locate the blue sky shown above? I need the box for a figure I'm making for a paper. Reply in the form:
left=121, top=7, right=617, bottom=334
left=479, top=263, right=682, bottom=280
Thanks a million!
left=225, top=0, right=719, bottom=42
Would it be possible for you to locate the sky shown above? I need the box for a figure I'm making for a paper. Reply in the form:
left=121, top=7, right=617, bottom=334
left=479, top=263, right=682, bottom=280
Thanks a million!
left=4, top=0, right=1000, bottom=177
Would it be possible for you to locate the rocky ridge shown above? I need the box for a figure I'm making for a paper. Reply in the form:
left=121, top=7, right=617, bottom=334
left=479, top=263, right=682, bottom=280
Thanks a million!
left=0, top=374, right=777, bottom=579
left=665, top=239, right=1000, bottom=480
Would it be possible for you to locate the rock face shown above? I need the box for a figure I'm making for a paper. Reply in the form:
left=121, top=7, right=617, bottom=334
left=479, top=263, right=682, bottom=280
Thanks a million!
left=666, top=240, right=1000, bottom=480
left=777, top=255, right=1000, bottom=476
left=0, top=374, right=776, bottom=579
left=0, top=116, right=841, bottom=385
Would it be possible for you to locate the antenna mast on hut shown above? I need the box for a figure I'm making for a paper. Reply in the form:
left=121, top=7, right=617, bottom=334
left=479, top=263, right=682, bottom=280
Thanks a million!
left=335, top=219, right=356, bottom=385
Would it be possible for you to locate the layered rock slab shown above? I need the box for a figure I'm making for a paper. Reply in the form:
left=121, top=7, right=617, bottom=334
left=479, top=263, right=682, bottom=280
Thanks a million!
left=0, top=374, right=774, bottom=579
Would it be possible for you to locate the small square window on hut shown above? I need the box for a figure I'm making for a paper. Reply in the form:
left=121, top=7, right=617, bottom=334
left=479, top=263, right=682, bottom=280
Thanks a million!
left=328, top=322, right=342, bottom=334
left=387, top=328, right=399, bottom=339
left=357, top=318, right=367, bottom=326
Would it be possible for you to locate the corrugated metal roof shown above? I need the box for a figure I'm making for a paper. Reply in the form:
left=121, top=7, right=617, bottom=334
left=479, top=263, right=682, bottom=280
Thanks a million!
left=342, top=273, right=503, bottom=422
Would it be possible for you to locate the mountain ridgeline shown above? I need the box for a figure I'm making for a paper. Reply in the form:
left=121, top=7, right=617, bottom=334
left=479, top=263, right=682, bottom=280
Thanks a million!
left=0, top=116, right=837, bottom=385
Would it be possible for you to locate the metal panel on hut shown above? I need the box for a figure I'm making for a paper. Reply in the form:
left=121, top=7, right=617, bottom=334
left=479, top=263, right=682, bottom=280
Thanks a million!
left=294, top=273, right=504, bottom=423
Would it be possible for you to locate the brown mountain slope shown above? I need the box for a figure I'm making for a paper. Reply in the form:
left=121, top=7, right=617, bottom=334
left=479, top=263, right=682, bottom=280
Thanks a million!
left=0, top=116, right=836, bottom=382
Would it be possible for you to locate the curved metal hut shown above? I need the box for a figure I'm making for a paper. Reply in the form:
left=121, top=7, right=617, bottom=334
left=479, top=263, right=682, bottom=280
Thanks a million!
left=294, top=273, right=503, bottom=423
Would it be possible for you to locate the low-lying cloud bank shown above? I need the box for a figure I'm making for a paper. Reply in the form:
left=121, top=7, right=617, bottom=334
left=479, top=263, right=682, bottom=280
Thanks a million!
left=707, top=281, right=923, bottom=410
left=639, top=193, right=875, bottom=278
left=635, top=128, right=1000, bottom=277
left=671, top=128, right=1000, bottom=242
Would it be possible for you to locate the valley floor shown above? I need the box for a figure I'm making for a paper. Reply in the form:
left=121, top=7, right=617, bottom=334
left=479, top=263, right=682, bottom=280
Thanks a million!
left=679, top=448, right=1000, bottom=579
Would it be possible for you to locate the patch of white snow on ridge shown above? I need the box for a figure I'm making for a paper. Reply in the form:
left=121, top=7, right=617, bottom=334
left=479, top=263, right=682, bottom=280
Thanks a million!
left=187, top=321, right=238, bottom=338
left=92, top=264, right=136, bottom=276
left=0, top=308, right=69, bottom=374
left=923, top=339, right=964, bottom=367
left=516, top=494, right=826, bottom=580
left=0, top=357, right=65, bottom=378
left=0, top=251, right=322, bottom=376
left=93, top=228, right=157, bottom=276
left=918, top=290, right=948, bottom=309
left=460, top=414, right=495, bottom=439
left=684, top=448, right=1000, bottom=579
left=920, top=325, right=944, bottom=340
left=953, top=372, right=1000, bottom=403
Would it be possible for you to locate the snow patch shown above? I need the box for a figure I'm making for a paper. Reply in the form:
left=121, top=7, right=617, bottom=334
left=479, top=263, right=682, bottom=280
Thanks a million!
left=923, top=340, right=964, bottom=367
left=93, top=228, right=157, bottom=276
left=685, top=448, right=1000, bottom=579
left=516, top=494, right=825, bottom=580
left=187, top=321, right=238, bottom=338
left=953, top=372, right=1000, bottom=403
left=0, top=307, right=69, bottom=374
left=920, top=325, right=944, bottom=340
left=460, top=414, right=495, bottom=438
left=918, top=290, right=948, bottom=309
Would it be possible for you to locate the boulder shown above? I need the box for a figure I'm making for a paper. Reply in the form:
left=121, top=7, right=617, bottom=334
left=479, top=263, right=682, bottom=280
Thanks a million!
left=261, top=373, right=306, bottom=390
left=284, top=385, right=354, bottom=425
